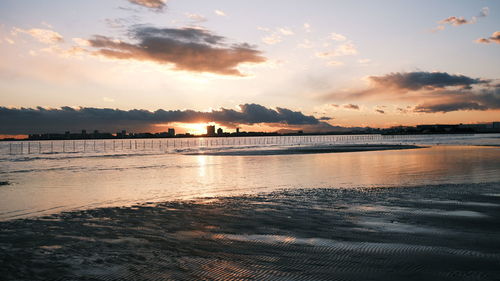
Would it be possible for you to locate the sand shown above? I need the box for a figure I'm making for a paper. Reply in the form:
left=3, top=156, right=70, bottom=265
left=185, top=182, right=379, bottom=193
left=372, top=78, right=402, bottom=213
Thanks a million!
left=184, top=144, right=423, bottom=156
left=1, top=182, right=499, bottom=280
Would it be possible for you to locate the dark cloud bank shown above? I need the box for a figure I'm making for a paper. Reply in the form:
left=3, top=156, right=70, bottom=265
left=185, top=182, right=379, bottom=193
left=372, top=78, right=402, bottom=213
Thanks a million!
left=0, top=104, right=332, bottom=135
left=88, top=26, right=266, bottom=76
left=371, top=72, right=499, bottom=113
left=413, top=87, right=500, bottom=113
left=326, top=71, right=499, bottom=113
left=370, top=71, right=489, bottom=90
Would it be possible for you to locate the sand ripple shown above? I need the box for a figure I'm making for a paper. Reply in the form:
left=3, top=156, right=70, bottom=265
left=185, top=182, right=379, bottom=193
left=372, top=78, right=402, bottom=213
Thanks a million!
left=1, top=182, right=500, bottom=280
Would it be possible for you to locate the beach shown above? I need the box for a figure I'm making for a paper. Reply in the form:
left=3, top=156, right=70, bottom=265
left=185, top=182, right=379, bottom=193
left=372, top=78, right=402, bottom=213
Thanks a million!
left=3, top=1, right=500, bottom=279
left=1, top=135, right=500, bottom=280
left=1, top=182, right=499, bottom=280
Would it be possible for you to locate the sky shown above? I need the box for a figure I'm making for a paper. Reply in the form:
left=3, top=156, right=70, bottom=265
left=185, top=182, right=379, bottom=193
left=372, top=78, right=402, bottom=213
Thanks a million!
left=0, top=0, right=499, bottom=135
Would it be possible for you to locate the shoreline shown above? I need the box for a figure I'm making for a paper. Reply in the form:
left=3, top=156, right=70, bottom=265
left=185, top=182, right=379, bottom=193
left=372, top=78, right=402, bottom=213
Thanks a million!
left=185, top=144, right=424, bottom=156
left=1, top=182, right=499, bottom=280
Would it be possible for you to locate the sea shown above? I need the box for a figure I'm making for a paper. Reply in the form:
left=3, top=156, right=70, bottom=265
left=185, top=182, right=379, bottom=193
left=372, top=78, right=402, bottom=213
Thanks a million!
left=2, top=133, right=500, bottom=280
left=1, top=133, right=499, bottom=221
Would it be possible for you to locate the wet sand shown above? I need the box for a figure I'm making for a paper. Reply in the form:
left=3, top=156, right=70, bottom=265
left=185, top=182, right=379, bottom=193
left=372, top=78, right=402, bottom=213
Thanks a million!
left=1, top=182, right=499, bottom=280
left=185, top=144, right=423, bottom=156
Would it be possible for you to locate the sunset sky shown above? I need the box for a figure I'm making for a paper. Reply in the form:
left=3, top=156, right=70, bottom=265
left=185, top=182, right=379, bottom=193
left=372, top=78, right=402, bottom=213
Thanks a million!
left=1, top=0, right=499, bottom=135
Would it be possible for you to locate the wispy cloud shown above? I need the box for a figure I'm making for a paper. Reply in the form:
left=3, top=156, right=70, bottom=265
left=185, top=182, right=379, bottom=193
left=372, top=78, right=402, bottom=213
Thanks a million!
left=214, top=9, right=226, bottom=16
left=303, top=23, right=312, bottom=33
left=262, top=33, right=281, bottom=45
left=316, top=42, right=357, bottom=58
left=184, top=13, right=207, bottom=23
left=278, top=28, right=294, bottom=36
left=297, top=39, right=314, bottom=49
left=433, top=7, right=488, bottom=32
left=439, top=16, right=471, bottom=26
left=343, top=104, right=359, bottom=110
left=327, top=60, right=344, bottom=66
left=259, top=27, right=294, bottom=45
left=127, top=0, right=167, bottom=12
left=12, top=27, right=63, bottom=44
left=4, top=37, right=15, bottom=44
left=476, top=31, right=500, bottom=44
left=329, top=33, right=346, bottom=41
left=478, top=7, right=489, bottom=18
left=72, top=38, right=90, bottom=46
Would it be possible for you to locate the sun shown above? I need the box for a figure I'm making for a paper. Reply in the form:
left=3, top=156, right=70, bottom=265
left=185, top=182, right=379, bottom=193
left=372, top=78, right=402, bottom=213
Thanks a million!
left=157, top=122, right=230, bottom=135
left=175, top=122, right=220, bottom=135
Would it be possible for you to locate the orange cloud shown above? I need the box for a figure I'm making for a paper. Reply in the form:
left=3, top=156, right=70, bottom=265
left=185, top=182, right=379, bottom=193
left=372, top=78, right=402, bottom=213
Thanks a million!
left=321, top=71, right=499, bottom=114
left=12, top=27, right=63, bottom=44
left=476, top=31, right=500, bottom=44
left=88, top=26, right=266, bottom=76
left=128, top=0, right=167, bottom=11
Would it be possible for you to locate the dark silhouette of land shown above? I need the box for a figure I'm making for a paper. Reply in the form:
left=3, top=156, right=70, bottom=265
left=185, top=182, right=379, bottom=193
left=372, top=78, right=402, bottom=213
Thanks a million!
left=1, top=122, right=499, bottom=141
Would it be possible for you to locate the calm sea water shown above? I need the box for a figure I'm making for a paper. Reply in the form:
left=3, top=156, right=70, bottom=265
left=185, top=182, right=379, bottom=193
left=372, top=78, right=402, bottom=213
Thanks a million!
left=1, top=134, right=499, bottom=220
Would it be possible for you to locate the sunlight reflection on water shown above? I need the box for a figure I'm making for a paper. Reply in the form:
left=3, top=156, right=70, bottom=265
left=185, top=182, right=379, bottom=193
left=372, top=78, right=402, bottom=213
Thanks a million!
left=0, top=135, right=499, bottom=220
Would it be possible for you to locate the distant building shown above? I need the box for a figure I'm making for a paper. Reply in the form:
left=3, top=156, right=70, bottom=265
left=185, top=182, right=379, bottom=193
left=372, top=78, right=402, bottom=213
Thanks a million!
left=81, top=130, right=87, bottom=135
left=493, top=122, right=500, bottom=129
left=236, top=128, right=240, bottom=134
left=168, top=128, right=175, bottom=136
left=416, top=124, right=458, bottom=133
left=206, top=125, right=216, bottom=136
left=217, top=128, right=223, bottom=135
left=115, top=130, right=126, bottom=138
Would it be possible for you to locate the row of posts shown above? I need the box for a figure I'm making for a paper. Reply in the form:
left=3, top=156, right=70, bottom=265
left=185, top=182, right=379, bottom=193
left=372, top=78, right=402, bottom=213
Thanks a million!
left=5, top=134, right=471, bottom=155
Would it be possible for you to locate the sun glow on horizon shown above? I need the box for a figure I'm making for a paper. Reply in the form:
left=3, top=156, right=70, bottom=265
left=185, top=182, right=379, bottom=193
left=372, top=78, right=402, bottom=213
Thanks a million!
left=169, top=122, right=233, bottom=135
left=180, top=123, right=211, bottom=135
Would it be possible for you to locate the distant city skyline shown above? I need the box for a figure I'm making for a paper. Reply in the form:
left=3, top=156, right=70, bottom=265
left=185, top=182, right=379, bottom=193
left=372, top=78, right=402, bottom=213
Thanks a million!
left=1, top=0, right=499, bottom=137
left=7, top=121, right=498, bottom=142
